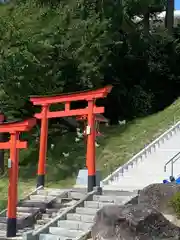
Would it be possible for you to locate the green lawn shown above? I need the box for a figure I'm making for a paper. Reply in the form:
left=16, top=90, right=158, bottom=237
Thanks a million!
left=1, top=99, right=180, bottom=210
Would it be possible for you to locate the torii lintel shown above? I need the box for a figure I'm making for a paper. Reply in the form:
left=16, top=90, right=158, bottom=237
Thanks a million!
left=30, top=85, right=112, bottom=105
left=0, top=118, right=36, bottom=133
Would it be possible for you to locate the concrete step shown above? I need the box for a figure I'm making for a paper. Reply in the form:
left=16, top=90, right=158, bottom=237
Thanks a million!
left=45, top=208, right=59, bottom=214
left=34, top=224, right=43, bottom=230
left=41, top=213, right=52, bottom=219
left=103, top=185, right=141, bottom=191
left=49, top=227, right=85, bottom=238
left=123, top=164, right=165, bottom=171
left=37, top=189, right=67, bottom=196
left=55, top=198, right=68, bottom=204
left=51, top=208, right=69, bottom=215
left=111, top=180, right=160, bottom=187
left=51, top=213, right=58, bottom=218
left=37, top=219, right=50, bottom=225
left=62, top=199, right=77, bottom=207
left=19, top=200, right=50, bottom=209
left=51, top=200, right=74, bottom=209
left=111, top=186, right=143, bottom=191
left=50, top=202, right=64, bottom=209
left=68, top=191, right=87, bottom=199
left=76, top=207, right=98, bottom=215
left=112, top=177, right=163, bottom=184
left=93, top=194, right=131, bottom=203
left=84, top=201, right=114, bottom=209
left=114, top=171, right=165, bottom=180
left=71, top=188, right=87, bottom=193
left=125, top=169, right=170, bottom=176
left=0, top=230, right=6, bottom=237
left=17, top=206, right=41, bottom=214
left=17, top=212, right=32, bottom=218
left=66, top=213, right=95, bottom=223
left=17, top=227, right=33, bottom=234
left=58, top=220, right=92, bottom=231
left=123, top=168, right=169, bottom=174
left=0, top=222, right=6, bottom=230
left=120, top=176, right=168, bottom=182
left=30, top=195, right=55, bottom=201
left=102, top=189, right=136, bottom=196
left=111, top=177, right=160, bottom=183
left=127, top=171, right=180, bottom=179
left=39, top=233, right=76, bottom=240
left=0, top=216, right=34, bottom=230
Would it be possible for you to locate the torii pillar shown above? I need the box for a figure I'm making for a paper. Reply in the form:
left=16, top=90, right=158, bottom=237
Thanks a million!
left=0, top=118, right=36, bottom=238
left=30, top=86, right=112, bottom=191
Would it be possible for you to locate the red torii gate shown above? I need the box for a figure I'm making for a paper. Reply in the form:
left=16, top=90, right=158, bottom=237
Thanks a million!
left=30, top=86, right=112, bottom=191
left=0, top=118, right=36, bottom=238
left=77, top=113, right=109, bottom=137
left=77, top=113, right=109, bottom=167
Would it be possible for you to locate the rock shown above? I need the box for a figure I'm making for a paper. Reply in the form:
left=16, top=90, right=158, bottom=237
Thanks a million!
left=91, top=204, right=180, bottom=240
left=138, top=183, right=180, bottom=214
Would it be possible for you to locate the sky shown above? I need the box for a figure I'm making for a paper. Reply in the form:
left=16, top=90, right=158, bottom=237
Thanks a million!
left=175, top=0, right=180, bottom=10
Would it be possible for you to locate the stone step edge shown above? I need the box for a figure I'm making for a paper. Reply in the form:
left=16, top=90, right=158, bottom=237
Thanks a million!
left=6, top=237, right=23, bottom=240
left=0, top=188, right=72, bottom=239
left=101, top=121, right=180, bottom=185
left=0, top=186, right=44, bottom=217
left=22, top=187, right=101, bottom=240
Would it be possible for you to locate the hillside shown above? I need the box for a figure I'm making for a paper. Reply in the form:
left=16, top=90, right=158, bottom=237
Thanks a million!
left=0, top=0, right=180, bottom=212
left=1, top=98, right=180, bottom=210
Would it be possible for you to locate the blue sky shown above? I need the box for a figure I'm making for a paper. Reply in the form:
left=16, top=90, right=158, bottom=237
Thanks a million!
left=175, top=0, right=180, bottom=10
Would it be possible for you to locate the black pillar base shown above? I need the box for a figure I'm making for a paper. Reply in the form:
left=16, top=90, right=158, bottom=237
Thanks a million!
left=7, top=218, right=16, bottom=237
left=88, top=174, right=96, bottom=192
left=37, top=174, right=45, bottom=188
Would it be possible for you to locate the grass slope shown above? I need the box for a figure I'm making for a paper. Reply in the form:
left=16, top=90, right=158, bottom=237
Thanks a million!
left=1, top=99, right=180, bottom=210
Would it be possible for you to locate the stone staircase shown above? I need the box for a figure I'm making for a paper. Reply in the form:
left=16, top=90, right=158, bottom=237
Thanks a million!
left=2, top=121, right=180, bottom=239
left=32, top=189, right=79, bottom=231
left=25, top=188, right=137, bottom=240
left=0, top=188, right=82, bottom=239
left=102, top=120, right=180, bottom=191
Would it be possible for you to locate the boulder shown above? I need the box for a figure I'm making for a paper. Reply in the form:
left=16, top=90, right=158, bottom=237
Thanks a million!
left=138, top=183, right=180, bottom=214
left=91, top=204, right=180, bottom=240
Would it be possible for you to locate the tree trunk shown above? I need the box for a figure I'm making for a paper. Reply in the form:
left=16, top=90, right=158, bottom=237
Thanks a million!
left=165, top=0, right=174, bottom=34
left=143, top=11, right=150, bottom=35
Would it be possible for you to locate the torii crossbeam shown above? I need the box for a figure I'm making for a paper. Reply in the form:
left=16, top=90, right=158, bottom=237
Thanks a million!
left=30, top=86, right=112, bottom=191
left=0, top=118, right=36, bottom=238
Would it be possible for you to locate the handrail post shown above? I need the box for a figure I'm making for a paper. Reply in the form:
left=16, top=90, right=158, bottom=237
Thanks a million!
left=171, top=159, right=174, bottom=177
left=164, top=151, right=180, bottom=177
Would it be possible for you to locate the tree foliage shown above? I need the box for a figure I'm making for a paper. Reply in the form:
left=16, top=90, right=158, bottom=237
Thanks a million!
left=0, top=0, right=179, bottom=123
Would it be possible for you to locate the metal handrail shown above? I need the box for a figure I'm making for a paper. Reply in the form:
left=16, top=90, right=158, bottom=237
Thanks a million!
left=164, top=151, right=180, bottom=176
left=102, top=120, right=180, bottom=185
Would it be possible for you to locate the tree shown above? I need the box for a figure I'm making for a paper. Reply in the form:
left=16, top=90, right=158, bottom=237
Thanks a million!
left=165, top=0, right=174, bottom=33
left=0, top=0, right=179, bottom=123
left=125, top=0, right=166, bottom=34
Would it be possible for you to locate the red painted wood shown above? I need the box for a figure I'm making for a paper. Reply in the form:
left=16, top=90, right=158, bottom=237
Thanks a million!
left=30, top=85, right=112, bottom=189
left=37, top=105, right=49, bottom=177
left=77, top=114, right=108, bottom=122
left=30, top=86, right=112, bottom=105
left=0, top=114, right=5, bottom=122
left=35, top=107, right=105, bottom=119
left=0, top=141, right=27, bottom=149
left=0, top=118, right=36, bottom=133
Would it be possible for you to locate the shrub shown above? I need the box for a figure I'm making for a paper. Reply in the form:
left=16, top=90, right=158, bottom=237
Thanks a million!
left=170, top=192, right=180, bottom=218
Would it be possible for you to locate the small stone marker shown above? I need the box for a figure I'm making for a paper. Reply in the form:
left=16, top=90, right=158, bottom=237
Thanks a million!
left=76, top=168, right=101, bottom=187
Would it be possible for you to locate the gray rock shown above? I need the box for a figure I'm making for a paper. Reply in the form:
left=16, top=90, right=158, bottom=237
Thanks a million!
left=138, top=183, right=180, bottom=214
left=91, top=203, right=180, bottom=240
